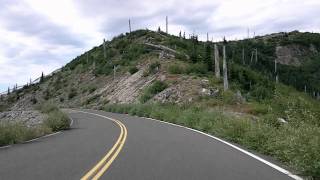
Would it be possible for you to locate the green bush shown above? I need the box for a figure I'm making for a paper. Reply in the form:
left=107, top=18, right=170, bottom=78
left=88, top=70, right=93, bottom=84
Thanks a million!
left=0, top=122, right=50, bottom=146
left=88, top=85, right=97, bottom=93
left=250, top=84, right=274, bottom=101
left=30, top=96, right=38, bottom=104
left=68, top=88, right=78, bottom=99
left=43, top=89, right=51, bottom=100
left=129, top=66, right=139, bottom=74
left=149, top=61, right=161, bottom=73
left=168, top=64, right=185, bottom=74
left=84, top=94, right=100, bottom=105
left=94, top=63, right=113, bottom=76
left=36, top=102, right=71, bottom=132
left=142, top=61, right=161, bottom=77
left=0, top=104, right=8, bottom=112
left=36, top=101, right=59, bottom=113
left=139, top=81, right=168, bottom=103
left=186, top=63, right=208, bottom=75
left=44, top=111, right=70, bottom=132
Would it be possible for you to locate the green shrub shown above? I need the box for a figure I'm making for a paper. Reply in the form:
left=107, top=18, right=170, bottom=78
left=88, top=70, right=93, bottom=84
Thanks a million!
left=0, top=122, right=50, bottom=146
left=94, top=64, right=113, bottom=76
left=249, top=103, right=269, bottom=115
left=36, top=101, right=59, bottom=113
left=129, top=66, right=139, bottom=74
left=68, top=88, right=78, bottom=99
left=139, top=81, right=168, bottom=103
left=168, top=64, right=185, bottom=74
left=43, top=89, right=51, bottom=100
left=122, top=44, right=149, bottom=61
left=0, top=104, right=8, bottom=112
left=30, top=96, right=38, bottom=104
left=186, top=63, right=208, bottom=75
left=149, top=61, right=161, bottom=73
left=250, top=84, right=274, bottom=101
left=142, top=62, right=161, bottom=77
left=35, top=102, right=71, bottom=132
left=84, top=94, right=100, bottom=105
left=44, top=111, right=70, bottom=132
left=88, top=85, right=97, bottom=93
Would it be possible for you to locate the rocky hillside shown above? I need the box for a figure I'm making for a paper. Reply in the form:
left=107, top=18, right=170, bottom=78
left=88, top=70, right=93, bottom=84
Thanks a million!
left=0, top=29, right=319, bottom=113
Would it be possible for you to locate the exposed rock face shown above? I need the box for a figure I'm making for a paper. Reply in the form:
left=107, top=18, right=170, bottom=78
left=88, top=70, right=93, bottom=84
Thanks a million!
left=97, top=68, right=156, bottom=104
left=276, top=45, right=302, bottom=66
left=10, top=93, right=35, bottom=111
left=0, top=110, right=46, bottom=127
left=275, top=44, right=316, bottom=66
left=154, top=76, right=208, bottom=104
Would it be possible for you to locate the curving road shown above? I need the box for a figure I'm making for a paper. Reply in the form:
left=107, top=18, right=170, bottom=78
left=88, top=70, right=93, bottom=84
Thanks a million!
left=0, top=109, right=300, bottom=180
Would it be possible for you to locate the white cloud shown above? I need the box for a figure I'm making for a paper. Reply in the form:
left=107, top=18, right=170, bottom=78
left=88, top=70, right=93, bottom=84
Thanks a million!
left=0, top=0, right=319, bottom=92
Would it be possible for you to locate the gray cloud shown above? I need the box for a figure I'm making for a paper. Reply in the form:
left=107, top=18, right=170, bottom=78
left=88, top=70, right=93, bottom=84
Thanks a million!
left=0, top=1, right=85, bottom=47
left=0, top=0, right=320, bottom=91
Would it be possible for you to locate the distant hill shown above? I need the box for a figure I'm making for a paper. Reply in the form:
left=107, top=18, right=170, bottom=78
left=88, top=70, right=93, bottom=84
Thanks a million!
left=1, top=29, right=320, bottom=110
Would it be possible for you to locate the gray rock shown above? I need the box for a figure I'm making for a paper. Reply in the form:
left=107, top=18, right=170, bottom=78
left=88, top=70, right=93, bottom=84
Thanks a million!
left=0, top=110, right=46, bottom=127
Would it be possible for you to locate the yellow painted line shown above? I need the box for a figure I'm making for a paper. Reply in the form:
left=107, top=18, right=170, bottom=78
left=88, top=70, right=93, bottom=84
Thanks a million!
left=92, top=120, right=127, bottom=179
left=79, top=112, right=128, bottom=180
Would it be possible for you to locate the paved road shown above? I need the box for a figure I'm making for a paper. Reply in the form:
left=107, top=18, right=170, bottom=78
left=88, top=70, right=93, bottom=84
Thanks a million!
left=0, top=109, right=298, bottom=180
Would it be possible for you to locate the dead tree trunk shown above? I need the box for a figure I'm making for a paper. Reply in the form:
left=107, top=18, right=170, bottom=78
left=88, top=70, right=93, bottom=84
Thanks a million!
left=214, top=44, right=220, bottom=78
left=275, top=58, right=278, bottom=83
left=223, top=45, right=229, bottom=91
left=304, top=85, right=307, bottom=93
left=103, top=38, right=107, bottom=60
left=129, top=19, right=132, bottom=33
left=166, top=16, right=168, bottom=34
left=250, top=50, right=254, bottom=64
left=255, top=49, right=258, bottom=63
left=242, top=48, right=245, bottom=65
left=86, top=52, right=89, bottom=64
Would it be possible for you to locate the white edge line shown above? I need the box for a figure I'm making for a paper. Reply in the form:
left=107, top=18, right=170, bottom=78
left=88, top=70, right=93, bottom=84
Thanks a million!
left=70, top=110, right=119, bottom=123
left=0, top=113, right=74, bottom=148
left=141, top=116, right=303, bottom=180
left=24, top=132, right=62, bottom=143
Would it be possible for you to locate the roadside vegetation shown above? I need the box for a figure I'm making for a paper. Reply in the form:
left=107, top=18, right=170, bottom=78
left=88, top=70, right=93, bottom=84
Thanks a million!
left=0, top=102, right=70, bottom=146
left=104, top=84, right=320, bottom=178
left=139, top=80, right=168, bottom=103
left=36, top=102, right=71, bottom=132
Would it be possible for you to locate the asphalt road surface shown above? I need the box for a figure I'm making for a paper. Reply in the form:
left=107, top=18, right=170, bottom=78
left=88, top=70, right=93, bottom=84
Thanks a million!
left=0, top=109, right=300, bottom=180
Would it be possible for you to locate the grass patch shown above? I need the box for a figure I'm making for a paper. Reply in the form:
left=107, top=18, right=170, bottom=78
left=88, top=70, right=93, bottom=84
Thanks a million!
left=139, top=81, right=168, bottom=103
left=0, top=122, right=51, bottom=146
left=168, top=63, right=185, bottom=74
left=129, top=66, right=139, bottom=74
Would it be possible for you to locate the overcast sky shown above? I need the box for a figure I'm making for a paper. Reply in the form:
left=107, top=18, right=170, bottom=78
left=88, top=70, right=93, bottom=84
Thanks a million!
left=0, top=0, right=319, bottom=92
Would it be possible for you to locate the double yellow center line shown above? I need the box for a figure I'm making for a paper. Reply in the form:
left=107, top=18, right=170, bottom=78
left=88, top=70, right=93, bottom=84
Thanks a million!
left=78, top=112, right=128, bottom=180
